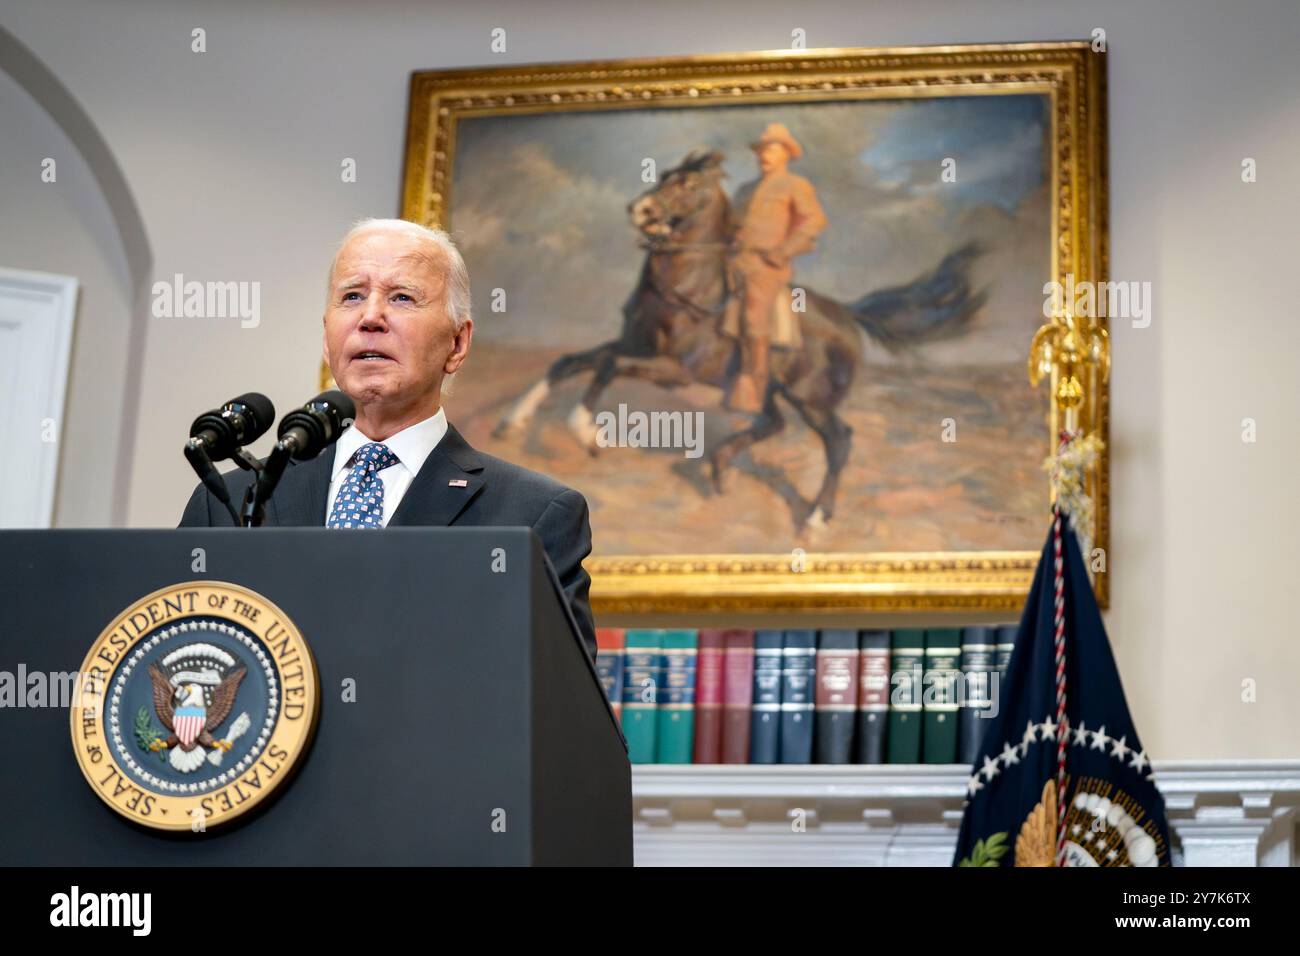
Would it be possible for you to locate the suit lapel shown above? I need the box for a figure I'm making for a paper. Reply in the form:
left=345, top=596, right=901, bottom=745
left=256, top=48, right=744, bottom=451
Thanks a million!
left=388, top=424, right=485, bottom=527
left=268, top=449, right=334, bottom=527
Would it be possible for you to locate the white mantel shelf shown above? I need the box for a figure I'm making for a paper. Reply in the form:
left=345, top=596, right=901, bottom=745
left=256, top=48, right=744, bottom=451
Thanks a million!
left=631, top=761, right=1300, bottom=867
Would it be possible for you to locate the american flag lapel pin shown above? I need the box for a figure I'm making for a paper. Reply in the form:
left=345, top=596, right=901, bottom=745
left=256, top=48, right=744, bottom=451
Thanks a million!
left=448, top=478, right=468, bottom=487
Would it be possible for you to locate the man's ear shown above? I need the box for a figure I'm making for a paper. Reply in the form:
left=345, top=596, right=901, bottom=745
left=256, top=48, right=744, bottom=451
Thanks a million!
left=444, top=318, right=473, bottom=375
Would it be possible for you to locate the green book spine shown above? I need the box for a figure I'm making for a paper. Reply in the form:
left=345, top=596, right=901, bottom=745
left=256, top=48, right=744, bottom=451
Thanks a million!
left=887, top=628, right=925, bottom=763
left=656, top=630, right=698, bottom=763
left=923, top=628, right=962, bottom=763
left=622, top=630, right=663, bottom=763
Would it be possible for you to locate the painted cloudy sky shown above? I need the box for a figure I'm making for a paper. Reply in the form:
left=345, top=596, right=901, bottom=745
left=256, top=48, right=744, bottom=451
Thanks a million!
left=449, top=93, right=1050, bottom=363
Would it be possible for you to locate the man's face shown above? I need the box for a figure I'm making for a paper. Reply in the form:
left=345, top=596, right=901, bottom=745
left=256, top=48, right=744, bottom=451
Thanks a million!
left=757, top=142, right=790, bottom=175
left=323, top=229, right=471, bottom=413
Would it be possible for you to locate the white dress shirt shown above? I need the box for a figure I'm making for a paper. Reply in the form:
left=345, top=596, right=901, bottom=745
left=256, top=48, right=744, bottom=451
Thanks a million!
left=325, top=407, right=448, bottom=527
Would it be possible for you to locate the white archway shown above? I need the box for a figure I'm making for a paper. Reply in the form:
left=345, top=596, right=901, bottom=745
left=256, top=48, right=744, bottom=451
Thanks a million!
left=0, top=23, right=153, bottom=524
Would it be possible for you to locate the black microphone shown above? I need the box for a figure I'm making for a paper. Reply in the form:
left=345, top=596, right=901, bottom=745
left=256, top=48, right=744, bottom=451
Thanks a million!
left=239, top=390, right=355, bottom=527
left=275, top=390, right=356, bottom=460
left=188, top=392, right=276, bottom=460
left=185, top=392, right=275, bottom=524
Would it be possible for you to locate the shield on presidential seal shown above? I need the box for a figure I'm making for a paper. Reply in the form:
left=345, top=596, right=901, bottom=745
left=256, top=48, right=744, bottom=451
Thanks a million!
left=172, top=704, right=206, bottom=748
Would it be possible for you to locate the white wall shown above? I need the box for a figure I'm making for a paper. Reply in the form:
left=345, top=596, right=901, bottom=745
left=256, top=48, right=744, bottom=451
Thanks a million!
left=1, top=0, right=1297, bottom=760
left=0, top=66, right=134, bottom=527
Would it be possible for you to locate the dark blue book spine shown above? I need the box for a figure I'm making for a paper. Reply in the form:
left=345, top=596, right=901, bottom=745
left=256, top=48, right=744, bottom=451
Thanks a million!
left=779, top=629, right=816, bottom=764
left=993, top=624, right=1013, bottom=676
left=749, top=629, right=784, bottom=763
left=958, top=626, right=997, bottom=765
left=656, top=631, right=698, bottom=764
left=596, top=650, right=624, bottom=708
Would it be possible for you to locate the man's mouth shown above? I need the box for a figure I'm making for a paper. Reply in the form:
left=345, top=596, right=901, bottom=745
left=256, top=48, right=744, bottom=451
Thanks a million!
left=353, top=351, right=394, bottom=363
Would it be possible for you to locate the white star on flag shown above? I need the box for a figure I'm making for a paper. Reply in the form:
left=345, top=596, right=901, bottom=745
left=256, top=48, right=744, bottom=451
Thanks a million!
left=1110, top=735, right=1130, bottom=761
left=981, top=754, right=1000, bottom=782
left=1073, top=720, right=1089, bottom=746
left=1129, top=749, right=1149, bottom=773
left=1090, top=725, right=1110, bottom=751
left=1039, top=715, right=1057, bottom=741
left=967, top=774, right=984, bottom=796
left=1000, top=742, right=1021, bottom=767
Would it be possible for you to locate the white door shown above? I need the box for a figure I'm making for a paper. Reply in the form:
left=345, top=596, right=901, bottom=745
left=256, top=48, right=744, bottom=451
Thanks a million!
left=0, top=267, right=78, bottom=528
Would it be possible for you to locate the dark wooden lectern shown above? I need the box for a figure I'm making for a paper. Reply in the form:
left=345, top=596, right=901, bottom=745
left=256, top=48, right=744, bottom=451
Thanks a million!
left=0, top=528, right=631, bottom=865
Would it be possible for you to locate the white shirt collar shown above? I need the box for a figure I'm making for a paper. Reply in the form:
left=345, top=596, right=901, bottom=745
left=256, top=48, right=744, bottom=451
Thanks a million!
left=331, top=406, right=448, bottom=479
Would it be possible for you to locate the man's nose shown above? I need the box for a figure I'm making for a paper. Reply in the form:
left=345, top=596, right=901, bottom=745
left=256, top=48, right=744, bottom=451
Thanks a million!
left=358, top=294, right=389, bottom=330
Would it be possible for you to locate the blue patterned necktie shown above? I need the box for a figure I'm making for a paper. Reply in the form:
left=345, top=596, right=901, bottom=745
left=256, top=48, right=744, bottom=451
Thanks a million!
left=326, top=442, right=400, bottom=528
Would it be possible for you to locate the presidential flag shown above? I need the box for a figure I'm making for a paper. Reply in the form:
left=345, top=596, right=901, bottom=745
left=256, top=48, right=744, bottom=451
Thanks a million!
left=953, top=511, right=1171, bottom=867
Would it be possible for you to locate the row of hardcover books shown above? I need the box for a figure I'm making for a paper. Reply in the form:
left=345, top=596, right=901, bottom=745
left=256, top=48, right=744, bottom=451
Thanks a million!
left=596, top=626, right=1018, bottom=765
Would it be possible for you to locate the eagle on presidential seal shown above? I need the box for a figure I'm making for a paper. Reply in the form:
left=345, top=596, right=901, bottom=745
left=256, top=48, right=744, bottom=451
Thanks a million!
left=141, top=642, right=250, bottom=773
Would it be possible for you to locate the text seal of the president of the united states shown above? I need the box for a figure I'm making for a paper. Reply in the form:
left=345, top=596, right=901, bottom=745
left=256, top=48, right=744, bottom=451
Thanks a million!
left=70, top=582, right=319, bottom=831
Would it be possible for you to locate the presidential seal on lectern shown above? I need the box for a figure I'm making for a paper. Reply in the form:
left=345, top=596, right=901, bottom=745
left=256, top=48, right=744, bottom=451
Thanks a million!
left=69, top=582, right=319, bottom=831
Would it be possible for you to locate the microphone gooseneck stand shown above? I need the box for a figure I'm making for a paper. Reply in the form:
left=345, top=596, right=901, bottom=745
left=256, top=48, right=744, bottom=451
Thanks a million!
left=183, top=439, right=241, bottom=525
left=236, top=440, right=296, bottom=528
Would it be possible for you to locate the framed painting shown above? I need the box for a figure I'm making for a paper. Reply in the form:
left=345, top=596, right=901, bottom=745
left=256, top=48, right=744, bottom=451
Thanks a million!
left=384, top=42, right=1109, bottom=613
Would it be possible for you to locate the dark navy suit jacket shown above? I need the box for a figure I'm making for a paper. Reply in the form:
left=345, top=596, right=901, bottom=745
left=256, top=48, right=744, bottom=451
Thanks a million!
left=178, top=423, right=597, bottom=660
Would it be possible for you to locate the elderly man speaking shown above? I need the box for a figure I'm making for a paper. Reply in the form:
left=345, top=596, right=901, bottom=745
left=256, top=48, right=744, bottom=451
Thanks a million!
left=179, top=218, right=596, bottom=658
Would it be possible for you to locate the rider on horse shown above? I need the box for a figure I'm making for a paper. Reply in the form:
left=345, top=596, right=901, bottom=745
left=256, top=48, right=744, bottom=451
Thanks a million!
left=724, top=123, right=828, bottom=414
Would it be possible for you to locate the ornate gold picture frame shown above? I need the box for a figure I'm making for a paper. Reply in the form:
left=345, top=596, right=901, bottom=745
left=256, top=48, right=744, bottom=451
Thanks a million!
left=384, top=42, right=1109, bottom=614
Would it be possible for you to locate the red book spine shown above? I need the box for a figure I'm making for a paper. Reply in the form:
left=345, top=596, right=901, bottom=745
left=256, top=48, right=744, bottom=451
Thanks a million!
left=815, top=648, right=860, bottom=709
left=720, top=629, right=755, bottom=764
left=693, top=630, right=726, bottom=763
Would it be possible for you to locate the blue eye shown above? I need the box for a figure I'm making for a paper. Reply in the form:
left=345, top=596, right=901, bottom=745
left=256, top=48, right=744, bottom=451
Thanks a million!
left=342, top=292, right=362, bottom=302
left=392, top=293, right=412, bottom=302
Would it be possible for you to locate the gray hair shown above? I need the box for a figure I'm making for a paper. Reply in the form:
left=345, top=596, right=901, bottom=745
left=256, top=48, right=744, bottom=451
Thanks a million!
left=327, top=217, right=472, bottom=329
